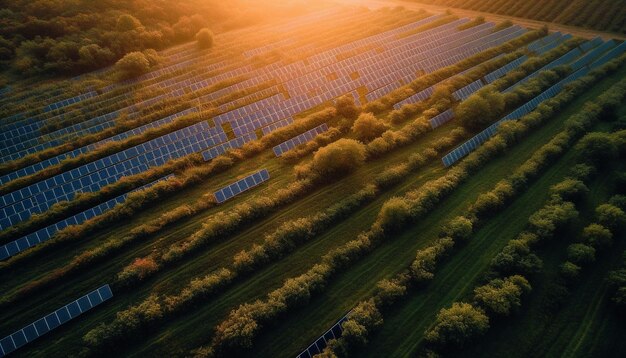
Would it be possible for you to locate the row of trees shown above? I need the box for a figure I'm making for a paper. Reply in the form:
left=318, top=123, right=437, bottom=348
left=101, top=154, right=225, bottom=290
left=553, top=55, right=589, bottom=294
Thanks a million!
left=314, top=57, right=626, bottom=357
left=418, top=0, right=626, bottom=33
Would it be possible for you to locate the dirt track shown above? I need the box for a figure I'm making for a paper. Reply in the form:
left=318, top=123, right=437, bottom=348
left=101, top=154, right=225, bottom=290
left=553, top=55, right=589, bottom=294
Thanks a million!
left=337, top=0, right=626, bottom=41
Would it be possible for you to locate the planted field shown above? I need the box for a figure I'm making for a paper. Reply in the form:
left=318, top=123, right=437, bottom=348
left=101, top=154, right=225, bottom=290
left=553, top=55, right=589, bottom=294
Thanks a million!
left=1, top=2, right=626, bottom=358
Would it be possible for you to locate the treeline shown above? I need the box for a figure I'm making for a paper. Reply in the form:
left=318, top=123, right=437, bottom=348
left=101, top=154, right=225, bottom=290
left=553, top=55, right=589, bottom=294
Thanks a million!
left=414, top=0, right=626, bottom=34
left=0, top=0, right=313, bottom=77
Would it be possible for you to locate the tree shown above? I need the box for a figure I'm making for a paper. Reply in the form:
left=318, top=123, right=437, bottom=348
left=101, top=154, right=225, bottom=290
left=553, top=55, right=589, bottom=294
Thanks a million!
left=596, top=204, right=626, bottom=231
left=196, top=28, right=214, bottom=49
left=560, top=261, right=581, bottom=281
left=309, top=139, right=367, bottom=178
left=576, top=132, right=617, bottom=166
left=116, top=51, right=150, bottom=79
left=335, top=95, right=360, bottom=120
left=582, top=223, right=613, bottom=248
left=491, top=238, right=543, bottom=275
left=441, top=216, right=473, bottom=241
left=608, top=269, right=626, bottom=309
left=377, top=197, right=411, bottom=231
left=473, top=275, right=531, bottom=316
left=116, top=14, right=143, bottom=32
left=549, top=179, right=589, bottom=202
left=351, top=112, right=390, bottom=141
left=425, top=303, right=489, bottom=348
left=567, top=244, right=596, bottom=265
left=457, top=86, right=505, bottom=130
left=78, top=44, right=115, bottom=68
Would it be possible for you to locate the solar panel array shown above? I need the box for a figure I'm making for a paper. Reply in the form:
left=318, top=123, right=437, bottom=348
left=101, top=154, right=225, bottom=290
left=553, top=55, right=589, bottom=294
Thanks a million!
left=0, top=122, right=224, bottom=230
left=0, top=285, right=113, bottom=357
left=43, top=91, right=98, bottom=112
left=429, top=109, right=455, bottom=129
left=296, top=312, right=351, bottom=358
left=452, top=79, right=484, bottom=101
left=589, top=41, right=626, bottom=68
left=570, top=40, right=616, bottom=71
left=442, top=65, right=592, bottom=167
left=534, top=34, right=573, bottom=55
left=262, top=117, right=294, bottom=135
left=502, top=47, right=583, bottom=93
left=272, top=124, right=329, bottom=157
left=0, top=174, right=173, bottom=261
left=213, top=169, right=270, bottom=203
left=527, top=32, right=563, bottom=52
left=484, top=55, right=529, bottom=84
left=0, top=108, right=198, bottom=186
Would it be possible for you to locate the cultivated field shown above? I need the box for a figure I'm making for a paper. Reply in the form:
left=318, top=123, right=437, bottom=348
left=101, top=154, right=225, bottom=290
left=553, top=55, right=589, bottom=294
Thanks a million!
left=1, top=2, right=626, bottom=358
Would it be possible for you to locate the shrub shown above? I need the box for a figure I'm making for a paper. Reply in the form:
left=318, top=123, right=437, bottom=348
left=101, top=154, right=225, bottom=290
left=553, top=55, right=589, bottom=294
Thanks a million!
left=549, top=179, right=589, bottom=202
left=305, top=139, right=367, bottom=179
left=374, top=278, right=407, bottom=307
left=581, top=223, right=613, bottom=249
left=473, top=275, right=531, bottom=316
left=335, top=95, right=360, bottom=120
left=117, top=257, right=158, bottom=285
left=410, top=237, right=454, bottom=283
left=596, top=204, right=626, bottom=231
left=351, top=112, right=390, bottom=141
left=607, top=268, right=626, bottom=309
left=457, top=86, right=505, bottom=130
left=116, top=51, right=151, bottom=79
left=575, top=132, right=617, bottom=166
left=491, top=237, right=543, bottom=275
left=116, top=14, right=143, bottom=32
left=569, top=163, right=596, bottom=181
left=560, top=261, right=581, bottom=281
left=377, top=197, right=412, bottom=232
left=441, top=216, right=473, bottom=241
left=424, top=302, right=489, bottom=348
left=609, top=195, right=626, bottom=211
left=196, top=28, right=214, bottom=49
left=567, top=243, right=596, bottom=265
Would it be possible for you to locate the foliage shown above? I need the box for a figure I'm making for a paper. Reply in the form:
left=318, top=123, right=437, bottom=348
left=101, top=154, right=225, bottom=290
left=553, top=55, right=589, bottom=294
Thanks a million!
left=299, top=139, right=367, bottom=180
left=456, top=86, right=505, bottom=130
left=115, top=51, right=153, bottom=79
left=351, top=112, right=390, bottom=142
left=473, top=275, right=531, bottom=316
left=595, top=204, right=626, bottom=231
left=196, top=28, right=214, bottom=49
left=424, top=303, right=490, bottom=348
left=581, top=223, right=613, bottom=249
left=566, top=243, right=596, bottom=265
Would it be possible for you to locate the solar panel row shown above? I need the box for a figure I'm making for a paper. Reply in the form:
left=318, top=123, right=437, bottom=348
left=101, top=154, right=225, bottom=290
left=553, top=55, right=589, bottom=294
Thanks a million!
left=0, top=284, right=113, bottom=357
left=527, top=32, right=563, bottom=52
left=0, top=108, right=198, bottom=186
left=429, top=109, right=455, bottom=129
left=273, top=124, right=329, bottom=157
left=534, top=34, right=573, bottom=55
left=0, top=174, right=173, bottom=261
left=201, top=132, right=258, bottom=161
left=296, top=312, right=351, bottom=358
left=452, top=79, right=485, bottom=101
left=43, top=91, right=98, bottom=113
left=442, top=66, right=592, bottom=167
left=1, top=124, right=224, bottom=230
left=261, top=117, right=294, bottom=136
left=589, top=41, right=626, bottom=69
left=502, top=47, right=584, bottom=93
left=484, top=55, right=529, bottom=84
left=571, top=40, right=616, bottom=71
left=213, top=169, right=270, bottom=203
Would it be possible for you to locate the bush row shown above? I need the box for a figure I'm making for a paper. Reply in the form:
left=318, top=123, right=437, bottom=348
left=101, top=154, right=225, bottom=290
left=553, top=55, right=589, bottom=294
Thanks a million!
left=314, top=61, right=626, bottom=357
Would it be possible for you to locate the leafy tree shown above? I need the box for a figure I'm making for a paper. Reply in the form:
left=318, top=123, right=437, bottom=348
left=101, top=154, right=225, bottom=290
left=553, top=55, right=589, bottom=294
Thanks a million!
left=491, top=238, right=543, bottom=275
left=378, top=197, right=411, bottom=231
left=567, top=243, right=596, bottom=265
left=116, top=51, right=151, bottom=79
left=116, top=14, right=143, bottom=32
left=582, top=223, right=613, bottom=249
left=196, top=28, right=214, bottom=49
left=351, top=112, right=389, bottom=141
left=596, top=204, right=626, bottom=231
left=457, top=86, right=505, bottom=130
left=425, top=303, right=489, bottom=348
left=560, top=261, right=581, bottom=281
left=441, top=216, right=473, bottom=241
left=575, top=132, right=617, bottom=166
left=608, top=268, right=626, bottom=309
left=335, top=95, right=360, bottom=120
left=549, top=179, right=589, bottom=202
left=473, top=275, right=531, bottom=316
left=309, top=139, right=367, bottom=178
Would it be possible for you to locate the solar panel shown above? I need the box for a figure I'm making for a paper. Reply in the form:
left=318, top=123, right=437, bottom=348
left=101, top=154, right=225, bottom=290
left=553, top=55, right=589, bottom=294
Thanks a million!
left=213, top=169, right=270, bottom=203
left=0, top=284, right=113, bottom=357
left=273, top=124, right=329, bottom=157
left=296, top=312, right=352, bottom=358
left=429, top=109, right=455, bottom=129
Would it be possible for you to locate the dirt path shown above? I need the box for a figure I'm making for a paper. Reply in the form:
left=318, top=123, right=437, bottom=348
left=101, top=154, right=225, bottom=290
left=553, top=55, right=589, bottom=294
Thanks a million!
left=337, top=0, right=626, bottom=41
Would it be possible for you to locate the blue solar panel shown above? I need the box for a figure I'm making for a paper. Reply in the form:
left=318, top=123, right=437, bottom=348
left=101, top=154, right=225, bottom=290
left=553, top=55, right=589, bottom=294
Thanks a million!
left=296, top=311, right=352, bottom=358
left=273, top=124, right=329, bottom=157
left=0, top=284, right=113, bottom=357
left=213, top=169, right=270, bottom=204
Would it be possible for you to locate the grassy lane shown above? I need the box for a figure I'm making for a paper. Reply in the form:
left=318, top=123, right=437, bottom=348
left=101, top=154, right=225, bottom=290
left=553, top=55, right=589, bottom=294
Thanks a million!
left=248, top=67, right=626, bottom=357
